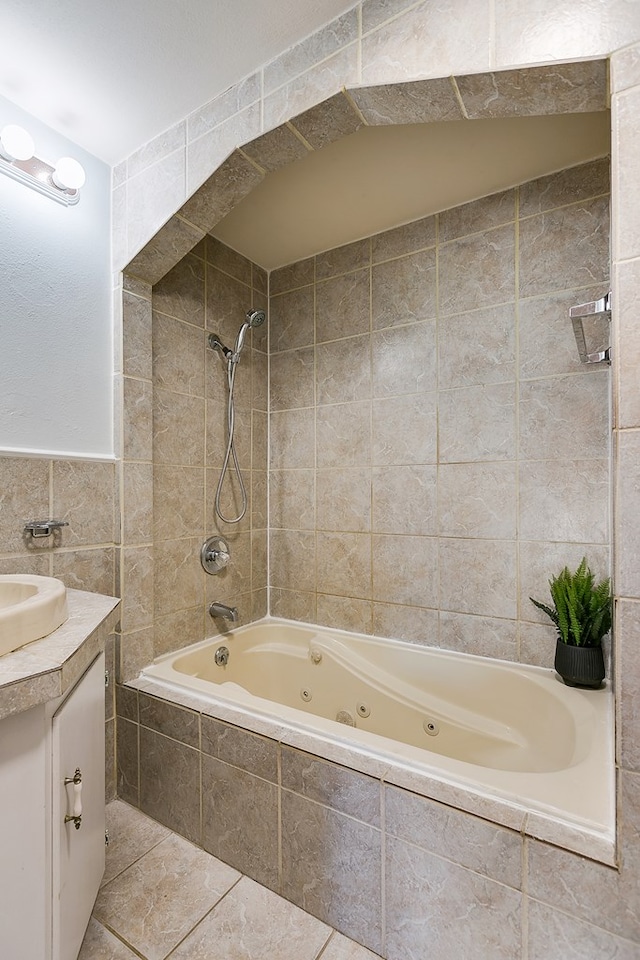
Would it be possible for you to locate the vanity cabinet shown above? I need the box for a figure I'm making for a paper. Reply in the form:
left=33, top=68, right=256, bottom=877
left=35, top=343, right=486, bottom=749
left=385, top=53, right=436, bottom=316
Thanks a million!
left=0, top=652, right=105, bottom=960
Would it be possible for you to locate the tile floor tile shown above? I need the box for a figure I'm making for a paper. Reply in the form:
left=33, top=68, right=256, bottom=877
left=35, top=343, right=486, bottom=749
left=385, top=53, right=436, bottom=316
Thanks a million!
left=94, top=832, right=240, bottom=960
left=102, top=799, right=171, bottom=886
left=320, top=931, right=383, bottom=960
left=77, top=918, right=139, bottom=959
left=83, top=802, right=383, bottom=960
left=170, top=875, right=332, bottom=959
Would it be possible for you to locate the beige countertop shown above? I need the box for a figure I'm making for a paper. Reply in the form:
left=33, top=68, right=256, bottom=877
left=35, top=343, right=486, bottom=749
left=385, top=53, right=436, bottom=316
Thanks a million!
left=0, top=589, right=120, bottom=720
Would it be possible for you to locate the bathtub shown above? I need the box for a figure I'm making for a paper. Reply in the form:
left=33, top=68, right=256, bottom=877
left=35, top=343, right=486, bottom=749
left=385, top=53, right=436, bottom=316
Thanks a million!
left=139, top=617, right=615, bottom=863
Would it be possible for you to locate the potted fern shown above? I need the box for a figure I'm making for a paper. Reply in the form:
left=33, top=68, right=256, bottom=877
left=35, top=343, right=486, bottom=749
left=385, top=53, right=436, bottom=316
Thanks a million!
left=530, top=557, right=611, bottom=688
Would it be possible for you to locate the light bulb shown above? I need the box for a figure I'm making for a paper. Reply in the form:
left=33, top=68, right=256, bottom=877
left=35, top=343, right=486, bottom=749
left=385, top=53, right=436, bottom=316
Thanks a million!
left=52, top=156, right=86, bottom=191
left=0, top=124, right=35, bottom=162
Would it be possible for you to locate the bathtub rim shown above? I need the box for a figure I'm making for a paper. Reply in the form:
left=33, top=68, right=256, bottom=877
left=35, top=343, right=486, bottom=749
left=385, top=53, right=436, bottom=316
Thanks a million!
left=135, top=615, right=616, bottom=866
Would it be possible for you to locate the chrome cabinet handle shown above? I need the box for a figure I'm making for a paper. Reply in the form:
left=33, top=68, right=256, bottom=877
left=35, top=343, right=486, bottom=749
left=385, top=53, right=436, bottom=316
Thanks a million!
left=64, top=767, right=83, bottom=830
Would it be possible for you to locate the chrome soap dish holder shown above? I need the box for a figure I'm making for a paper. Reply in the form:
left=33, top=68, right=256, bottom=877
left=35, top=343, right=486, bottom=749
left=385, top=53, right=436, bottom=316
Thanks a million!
left=570, top=291, right=611, bottom=365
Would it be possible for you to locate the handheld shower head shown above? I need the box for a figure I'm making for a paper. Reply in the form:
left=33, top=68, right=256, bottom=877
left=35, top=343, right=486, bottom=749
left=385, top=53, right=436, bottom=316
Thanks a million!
left=235, top=309, right=266, bottom=356
left=246, top=309, right=266, bottom=328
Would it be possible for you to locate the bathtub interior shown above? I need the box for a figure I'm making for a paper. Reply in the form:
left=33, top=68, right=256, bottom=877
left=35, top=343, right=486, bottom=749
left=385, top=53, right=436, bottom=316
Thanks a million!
left=142, top=617, right=615, bottom=861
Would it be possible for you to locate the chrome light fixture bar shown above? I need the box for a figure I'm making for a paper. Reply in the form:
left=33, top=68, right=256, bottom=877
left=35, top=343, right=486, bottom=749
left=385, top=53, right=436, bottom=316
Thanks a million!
left=0, top=124, right=85, bottom=206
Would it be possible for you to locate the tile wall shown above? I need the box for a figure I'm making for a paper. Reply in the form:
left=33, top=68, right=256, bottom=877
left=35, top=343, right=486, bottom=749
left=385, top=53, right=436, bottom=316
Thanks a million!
left=269, top=158, right=612, bottom=667
left=153, top=236, right=269, bottom=651
left=0, top=455, right=119, bottom=797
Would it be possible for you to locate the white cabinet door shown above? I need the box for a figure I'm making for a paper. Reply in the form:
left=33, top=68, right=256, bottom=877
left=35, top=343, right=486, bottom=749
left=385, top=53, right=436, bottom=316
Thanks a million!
left=51, top=654, right=105, bottom=960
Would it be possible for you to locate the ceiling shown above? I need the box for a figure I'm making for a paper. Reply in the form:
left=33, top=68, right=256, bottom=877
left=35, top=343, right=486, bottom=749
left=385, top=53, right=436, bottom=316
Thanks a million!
left=0, top=0, right=358, bottom=164
left=212, top=112, right=611, bottom=270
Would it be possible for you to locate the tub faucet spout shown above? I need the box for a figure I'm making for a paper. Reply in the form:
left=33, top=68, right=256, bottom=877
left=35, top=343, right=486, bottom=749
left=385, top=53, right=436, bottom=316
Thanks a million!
left=209, top=601, right=238, bottom=622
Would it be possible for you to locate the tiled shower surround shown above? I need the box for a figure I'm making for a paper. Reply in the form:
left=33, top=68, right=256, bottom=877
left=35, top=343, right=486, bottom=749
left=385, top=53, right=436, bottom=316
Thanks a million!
left=115, top=158, right=638, bottom=960
left=268, top=159, right=611, bottom=663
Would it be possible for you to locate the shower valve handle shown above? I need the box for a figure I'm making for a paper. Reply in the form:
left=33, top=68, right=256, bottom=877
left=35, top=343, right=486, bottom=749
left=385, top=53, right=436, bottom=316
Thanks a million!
left=201, top=536, right=231, bottom=574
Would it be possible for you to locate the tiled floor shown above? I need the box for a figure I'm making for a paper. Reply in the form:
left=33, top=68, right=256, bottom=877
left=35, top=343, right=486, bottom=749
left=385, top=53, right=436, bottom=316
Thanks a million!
left=80, top=800, right=382, bottom=960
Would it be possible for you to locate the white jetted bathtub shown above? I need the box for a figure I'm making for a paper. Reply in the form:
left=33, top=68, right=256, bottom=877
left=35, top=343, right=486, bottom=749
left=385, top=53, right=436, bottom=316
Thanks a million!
left=139, top=618, right=615, bottom=862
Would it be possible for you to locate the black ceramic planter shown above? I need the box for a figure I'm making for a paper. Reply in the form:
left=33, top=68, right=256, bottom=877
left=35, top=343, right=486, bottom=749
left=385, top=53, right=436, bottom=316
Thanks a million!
left=554, top=639, right=605, bottom=688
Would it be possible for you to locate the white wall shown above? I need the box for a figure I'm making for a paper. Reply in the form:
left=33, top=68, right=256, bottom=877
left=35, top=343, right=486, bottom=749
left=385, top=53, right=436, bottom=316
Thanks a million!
left=0, top=95, right=112, bottom=458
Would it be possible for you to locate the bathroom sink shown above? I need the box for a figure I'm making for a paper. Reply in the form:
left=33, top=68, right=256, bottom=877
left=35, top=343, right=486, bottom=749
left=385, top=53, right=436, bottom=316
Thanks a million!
left=0, top=575, right=69, bottom=657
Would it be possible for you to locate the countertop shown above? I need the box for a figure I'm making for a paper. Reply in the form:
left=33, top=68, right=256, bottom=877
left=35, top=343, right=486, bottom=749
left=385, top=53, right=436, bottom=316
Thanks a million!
left=0, top=588, right=120, bottom=720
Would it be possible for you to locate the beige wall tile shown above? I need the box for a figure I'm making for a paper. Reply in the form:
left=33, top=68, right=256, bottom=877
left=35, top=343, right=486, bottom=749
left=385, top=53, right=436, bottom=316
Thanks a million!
left=618, top=600, right=640, bottom=771
left=439, top=383, right=516, bottom=463
left=317, top=468, right=371, bottom=533
left=271, top=409, right=316, bottom=469
left=153, top=465, right=204, bottom=541
left=372, top=321, right=436, bottom=397
left=439, top=189, right=516, bottom=242
left=372, top=393, right=437, bottom=465
left=438, top=462, right=517, bottom=539
left=263, top=47, right=359, bottom=131
left=122, top=462, right=153, bottom=545
left=0, top=457, right=50, bottom=554
left=519, top=375, right=610, bottom=462
left=371, top=215, right=436, bottom=263
left=527, top=899, right=640, bottom=960
left=316, top=594, right=374, bottom=634
left=385, top=784, right=522, bottom=886
left=270, top=258, right=315, bottom=295
left=152, top=253, right=205, bottom=327
left=372, top=249, right=437, bottom=329
left=123, top=290, right=153, bottom=380
left=153, top=388, right=205, bottom=467
left=270, top=348, right=315, bottom=410
left=123, top=378, right=153, bottom=462
left=270, top=286, right=315, bottom=353
left=53, top=547, right=116, bottom=597
left=519, top=158, right=610, bottom=218
left=615, top=259, right=640, bottom=428
left=316, top=336, right=372, bottom=405
left=290, top=92, right=363, bottom=151
left=281, top=790, right=382, bottom=953
left=187, top=75, right=261, bottom=143
left=372, top=602, right=438, bottom=645
left=519, top=198, right=610, bottom=299
left=263, top=10, right=359, bottom=95
left=438, top=303, right=515, bottom=389
left=385, top=836, right=522, bottom=960
left=316, top=401, right=371, bottom=468
left=439, top=611, right=518, bottom=661
left=152, top=313, right=204, bottom=398
left=270, top=529, right=316, bottom=592
left=439, top=539, right=516, bottom=619
left=205, top=264, right=253, bottom=345
left=154, top=606, right=204, bottom=658
left=457, top=61, right=608, bottom=119
left=316, top=269, right=370, bottom=343
left=52, top=460, right=115, bottom=546
left=519, top=459, right=609, bottom=544
left=282, top=748, right=381, bottom=825
left=270, top=470, right=315, bottom=530
left=372, top=534, right=438, bottom=607
left=317, top=531, right=372, bottom=599
left=202, top=755, right=279, bottom=889
left=611, top=40, right=640, bottom=93
left=270, top=587, right=317, bottom=622
left=372, top=464, right=437, bottom=535
left=439, top=224, right=516, bottom=317
left=351, top=77, right=463, bottom=125
left=362, top=0, right=491, bottom=84
left=494, top=0, right=640, bottom=68
left=154, top=537, right=202, bottom=618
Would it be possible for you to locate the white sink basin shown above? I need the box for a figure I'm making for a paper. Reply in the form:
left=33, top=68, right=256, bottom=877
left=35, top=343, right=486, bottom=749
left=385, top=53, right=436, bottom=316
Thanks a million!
left=0, top=575, right=69, bottom=657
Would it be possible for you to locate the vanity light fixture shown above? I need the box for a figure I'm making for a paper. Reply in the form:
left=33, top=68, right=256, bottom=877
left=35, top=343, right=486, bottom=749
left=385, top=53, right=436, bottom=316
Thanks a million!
left=0, top=124, right=86, bottom=205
